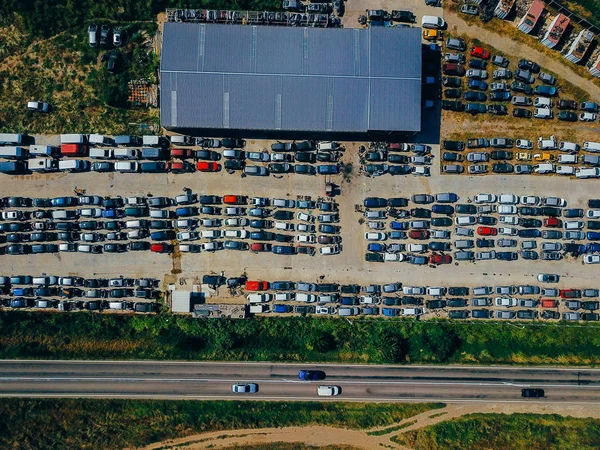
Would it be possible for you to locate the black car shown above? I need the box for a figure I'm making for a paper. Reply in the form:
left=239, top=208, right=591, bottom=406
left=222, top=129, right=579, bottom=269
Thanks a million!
left=429, top=241, right=451, bottom=251
left=341, top=284, right=361, bottom=294
left=513, top=108, right=532, bottom=118
left=521, top=388, right=544, bottom=398
left=365, top=253, right=384, bottom=262
left=269, top=163, right=292, bottom=173
left=541, top=207, right=562, bottom=217
left=388, top=165, right=411, bottom=175
left=432, top=204, right=454, bottom=215
left=443, top=77, right=462, bottom=88
left=444, top=88, right=461, bottom=99
left=557, top=99, right=578, bottom=110
left=490, top=151, right=513, bottom=160
left=477, top=238, right=495, bottom=248
left=128, top=241, right=150, bottom=251
left=558, top=111, right=577, bottom=122
left=388, top=154, right=409, bottom=164
left=448, top=287, right=469, bottom=296
left=456, top=204, right=476, bottom=214
left=589, top=199, right=600, bottom=208
left=442, top=100, right=464, bottom=111
left=519, top=229, right=541, bottom=238
left=411, top=208, right=431, bottom=218
left=492, top=163, right=513, bottom=173
left=541, top=230, right=563, bottom=239
left=431, top=218, right=452, bottom=227
left=496, top=251, right=518, bottom=261
left=464, top=91, right=487, bottom=102
left=519, top=218, right=541, bottom=228
left=478, top=216, right=497, bottom=225
left=225, top=160, right=244, bottom=171
left=510, top=81, right=533, bottom=94
left=518, top=59, right=540, bottom=73
left=443, top=140, right=465, bottom=151
left=427, top=300, right=446, bottom=309
left=295, top=152, right=316, bottom=163
left=488, top=105, right=508, bottom=115
left=295, top=165, right=316, bottom=175
left=317, top=283, right=339, bottom=293
left=250, top=231, right=275, bottom=240
left=519, top=206, right=542, bottom=216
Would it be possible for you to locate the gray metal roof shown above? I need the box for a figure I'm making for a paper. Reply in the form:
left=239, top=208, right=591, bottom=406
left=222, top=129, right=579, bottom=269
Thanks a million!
left=160, top=23, right=421, bottom=133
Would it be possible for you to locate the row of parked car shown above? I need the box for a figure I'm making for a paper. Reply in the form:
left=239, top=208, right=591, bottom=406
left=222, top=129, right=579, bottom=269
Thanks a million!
left=361, top=193, right=600, bottom=262
left=360, top=143, right=432, bottom=177
left=0, top=194, right=342, bottom=256
left=442, top=135, right=600, bottom=177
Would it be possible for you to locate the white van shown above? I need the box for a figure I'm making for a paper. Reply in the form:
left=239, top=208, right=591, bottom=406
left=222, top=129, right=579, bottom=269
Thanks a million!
left=537, top=135, right=557, bottom=150
left=421, top=15, right=445, bottom=29
left=58, top=160, right=89, bottom=172
left=275, top=222, right=294, bottom=231
left=247, top=293, right=272, bottom=303
left=125, top=220, right=147, bottom=229
left=275, top=293, right=294, bottom=301
left=558, top=154, right=577, bottom=164
left=584, top=142, right=600, bottom=153
left=60, top=134, right=85, bottom=144
left=427, top=287, right=446, bottom=297
left=556, top=165, right=575, bottom=176
left=29, top=145, right=57, bottom=157
left=249, top=304, right=269, bottom=314
left=89, top=148, right=114, bottom=159
left=498, top=194, right=519, bottom=204
left=115, top=161, right=139, bottom=173
left=534, top=163, right=555, bottom=174
left=114, top=148, right=140, bottom=159
left=170, top=135, right=194, bottom=146
left=317, top=141, right=339, bottom=151
left=0, top=146, right=27, bottom=159
left=0, top=133, right=23, bottom=145
left=108, top=301, right=126, bottom=310
left=89, top=134, right=113, bottom=146
left=142, top=135, right=161, bottom=147
left=576, top=168, right=600, bottom=179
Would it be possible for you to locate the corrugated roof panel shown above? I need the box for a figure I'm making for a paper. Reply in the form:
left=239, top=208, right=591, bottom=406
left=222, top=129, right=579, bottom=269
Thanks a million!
left=331, top=78, right=369, bottom=132
left=369, top=79, right=421, bottom=132
left=161, top=23, right=200, bottom=72
left=280, top=76, right=328, bottom=131
left=255, top=26, right=304, bottom=74
left=202, top=25, right=253, bottom=73
left=307, top=28, right=358, bottom=76
left=172, top=73, right=224, bottom=128
left=228, top=75, right=277, bottom=130
left=370, top=27, right=422, bottom=79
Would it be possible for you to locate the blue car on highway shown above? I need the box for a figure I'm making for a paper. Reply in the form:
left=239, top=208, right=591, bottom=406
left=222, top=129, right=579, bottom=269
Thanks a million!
left=298, top=370, right=326, bottom=381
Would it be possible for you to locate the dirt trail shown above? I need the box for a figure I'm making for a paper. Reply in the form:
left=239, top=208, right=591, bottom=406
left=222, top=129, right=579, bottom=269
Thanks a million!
left=444, top=10, right=600, bottom=102
left=140, top=402, right=600, bottom=450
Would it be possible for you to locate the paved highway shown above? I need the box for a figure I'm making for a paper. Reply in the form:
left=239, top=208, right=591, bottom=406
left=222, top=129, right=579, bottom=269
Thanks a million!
left=1, top=361, right=600, bottom=403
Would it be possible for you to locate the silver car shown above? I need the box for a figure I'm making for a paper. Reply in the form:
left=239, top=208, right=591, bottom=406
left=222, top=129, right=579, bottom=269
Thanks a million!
left=468, top=164, right=488, bottom=174
left=232, top=383, right=258, bottom=394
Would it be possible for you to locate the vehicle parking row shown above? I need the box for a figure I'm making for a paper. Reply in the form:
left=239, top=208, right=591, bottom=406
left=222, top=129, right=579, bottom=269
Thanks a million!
left=359, top=142, right=432, bottom=177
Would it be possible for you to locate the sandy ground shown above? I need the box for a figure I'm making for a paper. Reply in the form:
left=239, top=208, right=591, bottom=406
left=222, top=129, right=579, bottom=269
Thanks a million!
left=139, top=402, right=600, bottom=450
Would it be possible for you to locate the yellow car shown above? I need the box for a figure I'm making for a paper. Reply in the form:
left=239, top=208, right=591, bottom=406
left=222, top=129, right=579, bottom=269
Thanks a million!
left=517, top=152, right=532, bottom=161
left=533, top=153, right=555, bottom=161
left=423, top=29, right=442, bottom=41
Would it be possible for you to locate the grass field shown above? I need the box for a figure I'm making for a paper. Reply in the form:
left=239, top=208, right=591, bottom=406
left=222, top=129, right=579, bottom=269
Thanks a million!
left=393, top=413, right=600, bottom=450
left=0, top=398, right=442, bottom=449
left=4, top=312, right=600, bottom=366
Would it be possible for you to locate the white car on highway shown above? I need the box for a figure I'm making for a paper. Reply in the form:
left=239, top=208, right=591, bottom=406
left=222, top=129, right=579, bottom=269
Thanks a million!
left=317, top=385, right=341, bottom=396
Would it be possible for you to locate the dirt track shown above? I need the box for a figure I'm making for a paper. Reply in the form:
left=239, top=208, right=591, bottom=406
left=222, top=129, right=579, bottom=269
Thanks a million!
left=140, top=402, right=600, bottom=450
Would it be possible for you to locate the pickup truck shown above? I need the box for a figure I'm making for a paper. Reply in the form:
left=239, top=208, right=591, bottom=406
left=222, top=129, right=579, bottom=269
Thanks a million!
left=467, top=138, right=490, bottom=148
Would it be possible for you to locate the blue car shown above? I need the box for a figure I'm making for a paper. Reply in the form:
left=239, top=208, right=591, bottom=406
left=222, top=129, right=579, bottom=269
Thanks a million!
left=588, top=232, right=600, bottom=240
left=102, top=209, right=117, bottom=218
left=176, top=207, right=197, bottom=217
left=368, top=243, right=386, bottom=252
left=534, top=85, right=557, bottom=97
left=468, top=79, right=488, bottom=91
left=51, top=197, right=77, bottom=207
left=588, top=243, right=600, bottom=252
left=389, top=231, right=407, bottom=239
left=273, top=304, right=293, bottom=313
left=272, top=245, right=295, bottom=255
left=298, top=370, right=326, bottom=381
left=317, top=165, right=339, bottom=175
left=390, top=221, right=408, bottom=230
left=382, top=308, right=400, bottom=317
left=272, top=281, right=295, bottom=290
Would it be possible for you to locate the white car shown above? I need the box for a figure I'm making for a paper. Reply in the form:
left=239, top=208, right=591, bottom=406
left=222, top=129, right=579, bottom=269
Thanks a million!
left=224, top=207, right=244, bottom=216
left=537, top=136, right=557, bottom=150
left=521, top=196, right=540, bottom=205
left=474, top=194, right=497, bottom=204
left=296, top=234, right=316, bottom=243
left=365, top=232, right=387, bottom=241
left=559, top=141, right=580, bottom=153
left=296, top=293, right=317, bottom=303
left=580, top=112, right=597, bottom=122
left=500, top=216, right=519, bottom=225
left=225, top=218, right=249, bottom=227
left=403, top=286, right=425, bottom=295
left=320, top=245, right=340, bottom=255
left=556, top=166, right=575, bottom=176
left=275, top=222, right=293, bottom=231
left=402, top=307, right=426, bottom=316
left=455, top=216, right=476, bottom=225
left=383, top=253, right=404, bottom=262
left=224, top=230, right=248, bottom=239
left=176, top=231, right=199, bottom=241
left=534, top=108, right=553, bottom=119
left=201, top=230, right=221, bottom=239
left=475, top=251, right=496, bottom=260
left=516, top=139, right=533, bottom=149
left=359, top=296, right=380, bottom=304
left=408, top=243, right=427, bottom=253
left=498, top=227, right=518, bottom=236
left=411, top=166, right=430, bottom=176
left=588, top=210, right=600, bottom=219
left=297, top=212, right=315, bottom=223
left=584, top=255, right=600, bottom=264
left=498, top=194, right=519, bottom=204
left=316, top=306, right=335, bottom=315
left=78, top=208, right=102, bottom=217
left=498, top=205, right=517, bottom=214
left=272, top=198, right=295, bottom=208
left=2, top=211, right=22, bottom=220
left=495, top=297, right=517, bottom=307
left=317, top=385, right=341, bottom=396
left=533, top=97, right=552, bottom=108
left=564, top=221, right=584, bottom=230
left=297, top=223, right=315, bottom=233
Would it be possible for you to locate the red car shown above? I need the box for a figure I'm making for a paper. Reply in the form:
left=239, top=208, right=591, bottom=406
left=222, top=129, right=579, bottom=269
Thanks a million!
left=246, top=281, right=269, bottom=291
left=150, top=243, right=171, bottom=253
left=477, top=226, right=497, bottom=236
left=543, top=217, right=560, bottom=227
left=168, top=162, right=195, bottom=173
left=560, top=289, right=581, bottom=299
left=409, top=230, right=430, bottom=240
left=224, top=195, right=247, bottom=205
left=470, top=46, right=490, bottom=59
left=170, top=148, right=193, bottom=159
left=430, top=254, right=452, bottom=264
left=197, top=162, right=219, bottom=172
left=250, top=243, right=272, bottom=252
left=541, top=299, right=558, bottom=308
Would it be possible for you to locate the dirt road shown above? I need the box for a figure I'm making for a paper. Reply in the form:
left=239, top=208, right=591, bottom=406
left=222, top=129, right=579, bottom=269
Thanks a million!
left=141, top=402, right=600, bottom=450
